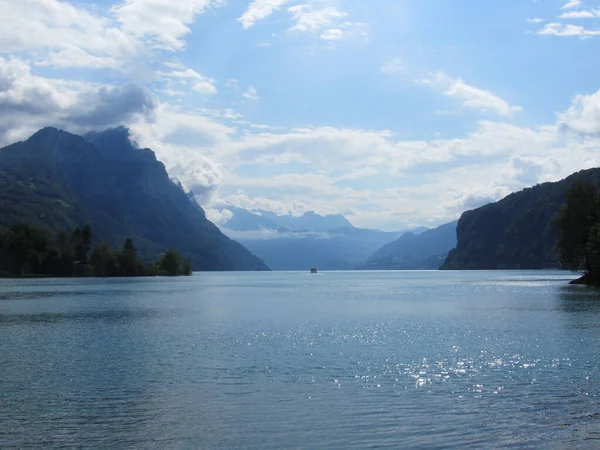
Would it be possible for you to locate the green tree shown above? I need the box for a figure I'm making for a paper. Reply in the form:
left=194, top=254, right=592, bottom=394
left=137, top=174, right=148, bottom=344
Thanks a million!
left=182, top=258, right=192, bottom=276
left=118, top=238, right=146, bottom=276
left=72, top=225, right=93, bottom=263
left=159, top=249, right=182, bottom=276
left=586, top=224, right=600, bottom=280
left=90, top=243, right=119, bottom=277
left=555, top=179, right=600, bottom=277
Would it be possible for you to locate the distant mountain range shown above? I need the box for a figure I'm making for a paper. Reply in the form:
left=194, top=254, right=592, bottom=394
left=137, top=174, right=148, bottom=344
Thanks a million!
left=213, top=206, right=430, bottom=270
left=0, top=127, right=268, bottom=271
left=360, top=221, right=458, bottom=270
left=442, top=168, right=600, bottom=270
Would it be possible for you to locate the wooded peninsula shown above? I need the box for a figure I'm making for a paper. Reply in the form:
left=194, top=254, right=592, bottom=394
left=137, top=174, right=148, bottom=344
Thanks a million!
left=0, top=224, right=192, bottom=278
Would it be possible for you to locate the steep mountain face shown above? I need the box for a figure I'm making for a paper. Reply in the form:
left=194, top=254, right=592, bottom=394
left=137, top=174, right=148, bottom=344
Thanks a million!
left=214, top=206, right=412, bottom=270
left=361, top=221, right=458, bottom=270
left=0, top=127, right=268, bottom=271
left=441, top=168, right=600, bottom=270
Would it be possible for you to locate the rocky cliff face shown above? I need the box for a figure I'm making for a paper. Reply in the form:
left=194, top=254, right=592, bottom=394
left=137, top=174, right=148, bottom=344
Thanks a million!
left=441, top=168, right=600, bottom=270
left=0, top=127, right=269, bottom=271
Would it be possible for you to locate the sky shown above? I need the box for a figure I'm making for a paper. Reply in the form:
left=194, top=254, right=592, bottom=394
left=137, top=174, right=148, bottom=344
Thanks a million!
left=1, top=0, right=600, bottom=231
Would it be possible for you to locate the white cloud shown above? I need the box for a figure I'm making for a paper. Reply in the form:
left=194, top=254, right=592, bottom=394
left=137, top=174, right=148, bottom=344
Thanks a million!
left=559, top=9, right=600, bottom=19
left=380, top=57, right=405, bottom=74
left=0, top=0, right=141, bottom=70
left=0, top=57, right=156, bottom=145
left=205, top=208, right=234, bottom=226
left=288, top=4, right=346, bottom=32
left=558, top=90, right=600, bottom=135
left=527, top=18, right=544, bottom=24
left=112, top=0, right=225, bottom=51
left=220, top=227, right=337, bottom=240
left=561, top=0, right=582, bottom=9
left=417, top=72, right=522, bottom=117
left=218, top=193, right=310, bottom=216
left=320, top=28, right=344, bottom=40
left=537, top=22, right=600, bottom=37
left=238, top=0, right=292, bottom=29
left=238, top=1, right=367, bottom=41
left=243, top=86, right=261, bottom=101
left=320, top=22, right=366, bottom=41
left=158, top=67, right=217, bottom=95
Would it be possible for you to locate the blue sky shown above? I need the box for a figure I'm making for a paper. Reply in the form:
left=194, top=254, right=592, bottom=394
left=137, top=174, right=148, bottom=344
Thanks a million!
left=2, top=0, right=600, bottom=230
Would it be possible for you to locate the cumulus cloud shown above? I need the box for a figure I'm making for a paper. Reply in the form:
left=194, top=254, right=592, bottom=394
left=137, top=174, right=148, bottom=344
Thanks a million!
left=0, top=0, right=140, bottom=70
left=558, top=90, right=600, bottom=135
left=205, top=208, right=233, bottom=226
left=445, top=186, right=512, bottom=214
left=0, top=57, right=156, bottom=145
left=559, top=9, right=600, bottom=19
left=112, top=0, right=225, bottom=51
left=71, top=84, right=156, bottom=127
left=537, top=22, right=600, bottom=37
left=417, top=72, right=522, bottom=117
left=158, top=67, right=217, bottom=95
left=238, top=0, right=292, bottom=29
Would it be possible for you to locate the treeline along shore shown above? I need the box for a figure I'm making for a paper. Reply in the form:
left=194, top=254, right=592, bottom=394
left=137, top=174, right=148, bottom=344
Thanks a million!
left=0, top=224, right=192, bottom=278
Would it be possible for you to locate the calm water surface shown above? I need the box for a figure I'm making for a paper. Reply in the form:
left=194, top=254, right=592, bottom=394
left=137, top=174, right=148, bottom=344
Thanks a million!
left=1, top=270, right=600, bottom=448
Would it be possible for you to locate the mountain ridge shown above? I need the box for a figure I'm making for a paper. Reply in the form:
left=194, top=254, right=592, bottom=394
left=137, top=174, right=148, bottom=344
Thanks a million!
left=211, top=205, right=428, bottom=270
left=0, top=127, right=268, bottom=271
left=442, top=168, right=600, bottom=270
left=360, top=221, right=458, bottom=270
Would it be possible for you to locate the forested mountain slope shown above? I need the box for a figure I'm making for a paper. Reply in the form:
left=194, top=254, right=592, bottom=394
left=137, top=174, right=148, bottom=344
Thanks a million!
left=442, top=168, right=600, bottom=270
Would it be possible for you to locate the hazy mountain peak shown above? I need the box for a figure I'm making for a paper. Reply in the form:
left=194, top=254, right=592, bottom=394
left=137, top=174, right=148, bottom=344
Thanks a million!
left=84, top=127, right=156, bottom=162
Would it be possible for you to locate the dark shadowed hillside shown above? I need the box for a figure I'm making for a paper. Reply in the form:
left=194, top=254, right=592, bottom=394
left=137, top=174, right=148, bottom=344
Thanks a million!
left=441, top=168, right=600, bottom=270
left=0, top=127, right=268, bottom=271
left=360, top=221, right=457, bottom=270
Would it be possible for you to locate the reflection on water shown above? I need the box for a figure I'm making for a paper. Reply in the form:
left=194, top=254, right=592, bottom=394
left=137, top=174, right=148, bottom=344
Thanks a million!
left=1, top=271, right=600, bottom=449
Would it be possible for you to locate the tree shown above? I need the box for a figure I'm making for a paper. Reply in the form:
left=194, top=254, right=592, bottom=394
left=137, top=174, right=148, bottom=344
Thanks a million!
left=159, top=249, right=182, bottom=276
left=182, top=258, right=192, bottom=276
left=586, top=224, right=600, bottom=280
left=118, top=237, right=145, bottom=276
left=72, top=225, right=92, bottom=263
left=555, top=179, right=600, bottom=281
left=90, top=243, right=119, bottom=277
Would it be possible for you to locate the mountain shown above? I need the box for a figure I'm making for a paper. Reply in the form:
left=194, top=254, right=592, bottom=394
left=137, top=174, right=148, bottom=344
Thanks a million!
left=217, top=206, right=289, bottom=233
left=360, top=221, right=458, bottom=270
left=0, top=127, right=268, bottom=271
left=257, top=210, right=353, bottom=232
left=441, top=168, right=600, bottom=270
left=213, top=207, right=421, bottom=270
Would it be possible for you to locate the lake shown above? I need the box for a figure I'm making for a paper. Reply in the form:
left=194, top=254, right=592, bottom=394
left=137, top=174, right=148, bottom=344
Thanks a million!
left=1, top=270, right=600, bottom=448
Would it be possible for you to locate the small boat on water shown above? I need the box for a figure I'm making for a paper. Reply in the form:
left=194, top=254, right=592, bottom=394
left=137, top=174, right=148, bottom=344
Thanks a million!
left=310, top=268, right=318, bottom=274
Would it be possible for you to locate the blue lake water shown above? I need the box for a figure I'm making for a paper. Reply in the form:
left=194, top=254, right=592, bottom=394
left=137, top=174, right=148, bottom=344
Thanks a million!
left=1, top=270, right=600, bottom=448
